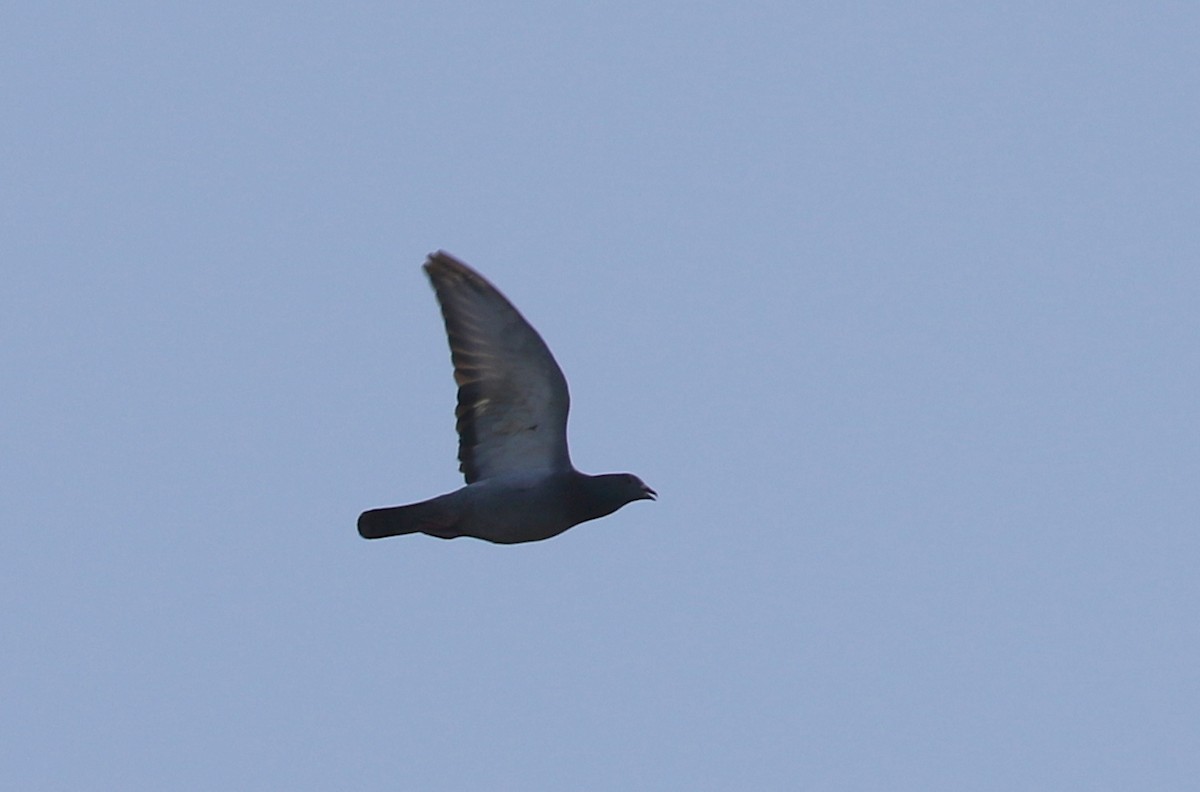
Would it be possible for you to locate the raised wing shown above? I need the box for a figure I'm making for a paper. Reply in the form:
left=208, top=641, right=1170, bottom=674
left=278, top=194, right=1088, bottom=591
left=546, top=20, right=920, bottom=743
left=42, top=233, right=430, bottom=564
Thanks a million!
left=423, top=251, right=573, bottom=483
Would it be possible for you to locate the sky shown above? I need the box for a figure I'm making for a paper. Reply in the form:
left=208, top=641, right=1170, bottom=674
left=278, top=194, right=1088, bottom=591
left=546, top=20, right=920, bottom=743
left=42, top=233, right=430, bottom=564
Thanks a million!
left=3, top=2, right=1198, bottom=789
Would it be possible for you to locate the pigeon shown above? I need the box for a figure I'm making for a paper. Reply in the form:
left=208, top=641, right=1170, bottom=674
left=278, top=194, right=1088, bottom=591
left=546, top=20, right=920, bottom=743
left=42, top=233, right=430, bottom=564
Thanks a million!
left=357, top=251, right=655, bottom=544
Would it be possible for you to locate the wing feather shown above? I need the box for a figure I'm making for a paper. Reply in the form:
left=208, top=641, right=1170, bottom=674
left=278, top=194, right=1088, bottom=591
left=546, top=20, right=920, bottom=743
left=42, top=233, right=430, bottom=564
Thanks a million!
left=423, top=251, right=572, bottom=483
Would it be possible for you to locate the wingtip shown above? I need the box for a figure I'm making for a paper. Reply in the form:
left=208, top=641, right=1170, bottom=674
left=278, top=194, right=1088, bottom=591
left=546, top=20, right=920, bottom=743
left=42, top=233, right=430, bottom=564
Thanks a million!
left=424, top=250, right=466, bottom=272
left=423, top=251, right=495, bottom=293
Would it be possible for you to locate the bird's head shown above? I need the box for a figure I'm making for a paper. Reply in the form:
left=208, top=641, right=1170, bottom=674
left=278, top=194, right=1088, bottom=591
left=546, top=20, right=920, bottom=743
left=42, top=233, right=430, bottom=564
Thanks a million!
left=599, top=472, right=656, bottom=504
left=575, top=472, right=656, bottom=523
left=627, top=474, right=657, bottom=502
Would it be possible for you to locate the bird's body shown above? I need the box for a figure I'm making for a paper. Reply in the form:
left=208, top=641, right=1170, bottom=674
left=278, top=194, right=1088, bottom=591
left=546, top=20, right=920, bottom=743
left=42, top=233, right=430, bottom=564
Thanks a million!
left=358, top=252, right=654, bottom=544
left=359, top=469, right=647, bottom=544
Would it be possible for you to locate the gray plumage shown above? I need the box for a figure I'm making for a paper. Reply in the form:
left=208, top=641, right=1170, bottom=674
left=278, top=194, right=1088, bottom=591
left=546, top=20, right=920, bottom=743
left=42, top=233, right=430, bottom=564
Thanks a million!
left=358, top=251, right=655, bottom=544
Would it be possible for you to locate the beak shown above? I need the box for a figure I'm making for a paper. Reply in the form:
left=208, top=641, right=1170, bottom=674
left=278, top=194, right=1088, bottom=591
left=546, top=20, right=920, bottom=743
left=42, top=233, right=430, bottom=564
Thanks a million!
left=642, top=485, right=657, bottom=501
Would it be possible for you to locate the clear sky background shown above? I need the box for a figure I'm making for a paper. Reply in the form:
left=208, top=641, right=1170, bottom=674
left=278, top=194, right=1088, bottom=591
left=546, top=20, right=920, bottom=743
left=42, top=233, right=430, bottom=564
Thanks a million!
left=4, top=2, right=1197, bottom=789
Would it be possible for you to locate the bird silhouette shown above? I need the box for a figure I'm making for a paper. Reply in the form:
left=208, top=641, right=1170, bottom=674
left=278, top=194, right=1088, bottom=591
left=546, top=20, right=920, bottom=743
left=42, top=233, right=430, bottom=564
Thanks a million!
left=358, top=251, right=655, bottom=544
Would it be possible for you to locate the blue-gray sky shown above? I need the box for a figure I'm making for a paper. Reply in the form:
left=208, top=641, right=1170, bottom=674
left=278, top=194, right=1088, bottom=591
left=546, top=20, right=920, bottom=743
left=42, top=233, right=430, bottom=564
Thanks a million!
left=4, top=2, right=1198, bottom=789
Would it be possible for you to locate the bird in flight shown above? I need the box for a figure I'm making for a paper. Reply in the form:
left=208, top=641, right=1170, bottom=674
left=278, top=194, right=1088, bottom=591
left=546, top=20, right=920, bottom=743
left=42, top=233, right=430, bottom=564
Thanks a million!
left=358, top=251, right=655, bottom=544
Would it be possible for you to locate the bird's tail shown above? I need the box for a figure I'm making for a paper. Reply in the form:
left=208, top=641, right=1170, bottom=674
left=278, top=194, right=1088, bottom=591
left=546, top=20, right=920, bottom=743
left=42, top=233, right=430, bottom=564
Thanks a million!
left=357, top=497, right=458, bottom=540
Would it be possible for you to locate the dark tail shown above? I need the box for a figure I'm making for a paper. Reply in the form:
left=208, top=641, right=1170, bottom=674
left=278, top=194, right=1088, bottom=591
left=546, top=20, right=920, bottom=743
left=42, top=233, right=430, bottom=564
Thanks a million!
left=357, top=498, right=457, bottom=540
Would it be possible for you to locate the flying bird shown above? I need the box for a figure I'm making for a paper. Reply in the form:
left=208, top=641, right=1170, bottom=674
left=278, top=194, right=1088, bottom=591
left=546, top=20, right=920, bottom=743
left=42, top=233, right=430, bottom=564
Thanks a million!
left=358, top=251, right=655, bottom=544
